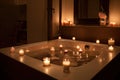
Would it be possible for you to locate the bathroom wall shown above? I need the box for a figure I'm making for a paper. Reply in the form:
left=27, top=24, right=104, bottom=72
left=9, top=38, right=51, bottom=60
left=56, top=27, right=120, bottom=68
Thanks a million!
left=109, top=0, right=120, bottom=25
left=27, top=0, right=48, bottom=43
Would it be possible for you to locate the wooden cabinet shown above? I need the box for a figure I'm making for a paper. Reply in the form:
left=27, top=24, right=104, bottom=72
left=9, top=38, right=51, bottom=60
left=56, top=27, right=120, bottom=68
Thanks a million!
left=14, top=0, right=27, bottom=5
left=60, top=25, right=120, bottom=46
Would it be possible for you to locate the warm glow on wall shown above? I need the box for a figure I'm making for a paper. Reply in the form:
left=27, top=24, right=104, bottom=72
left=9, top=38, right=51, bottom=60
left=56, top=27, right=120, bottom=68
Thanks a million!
left=109, top=0, right=120, bottom=26
left=109, top=17, right=119, bottom=26
left=62, top=18, right=71, bottom=26
left=62, top=0, right=74, bottom=26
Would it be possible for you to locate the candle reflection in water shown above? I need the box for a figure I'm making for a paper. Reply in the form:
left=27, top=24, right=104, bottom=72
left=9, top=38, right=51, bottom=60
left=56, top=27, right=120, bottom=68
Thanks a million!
left=44, top=68, right=50, bottom=74
left=108, top=52, right=113, bottom=61
left=50, top=47, right=55, bottom=59
left=19, top=56, right=24, bottom=62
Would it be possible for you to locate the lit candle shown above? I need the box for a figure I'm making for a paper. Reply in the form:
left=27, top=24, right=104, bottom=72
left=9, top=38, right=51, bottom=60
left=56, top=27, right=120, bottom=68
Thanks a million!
left=43, top=57, right=50, bottom=66
left=108, top=46, right=114, bottom=51
left=110, top=22, right=116, bottom=26
left=25, top=49, right=30, bottom=53
left=79, top=48, right=83, bottom=53
left=59, top=44, right=63, bottom=48
left=76, top=45, right=80, bottom=49
left=72, top=37, right=76, bottom=40
left=10, top=46, right=15, bottom=53
left=62, top=59, right=70, bottom=73
left=62, top=59, right=70, bottom=66
left=63, top=19, right=71, bottom=26
left=64, top=49, right=68, bottom=53
left=50, top=47, right=55, bottom=52
left=96, top=40, right=100, bottom=44
left=19, top=49, right=24, bottom=56
left=108, top=38, right=115, bottom=46
left=58, top=36, right=61, bottom=39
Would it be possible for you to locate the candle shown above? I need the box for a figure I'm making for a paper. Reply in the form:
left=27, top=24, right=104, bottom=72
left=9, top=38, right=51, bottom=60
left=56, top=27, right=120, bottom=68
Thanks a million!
left=58, top=36, right=61, bottom=39
left=59, top=44, right=63, bottom=48
left=64, top=49, right=68, bottom=53
left=62, top=59, right=70, bottom=66
left=62, top=59, right=70, bottom=73
left=76, top=45, right=80, bottom=49
left=43, top=57, right=50, bottom=66
left=79, top=48, right=83, bottom=53
left=50, top=47, right=55, bottom=52
left=96, top=40, right=100, bottom=44
left=110, top=22, right=116, bottom=26
left=72, top=37, right=76, bottom=40
left=108, top=46, right=114, bottom=51
left=10, top=46, right=15, bottom=53
left=108, top=38, right=115, bottom=46
left=63, top=19, right=71, bottom=26
left=19, top=49, right=24, bottom=56
left=25, top=49, right=30, bottom=53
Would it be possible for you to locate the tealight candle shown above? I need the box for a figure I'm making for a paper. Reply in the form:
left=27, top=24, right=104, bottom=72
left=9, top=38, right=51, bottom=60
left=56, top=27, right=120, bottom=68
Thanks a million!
left=72, top=37, right=76, bottom=40
left=96, top=40, right=100, bottom=44
left=62, top=59, right=70, bottom=66
left=108, top=38, right=115, bottom=46
left=108, top=46, right=114, bottom=51
left=79, top=48, right=83, bottom=53
left=58, top=36, right=61, bottom=39
left=64, top=49, right=68, bottom=53
left=59, top=44, right=63, bottom=48
left=110, top=22, right=116, bottom=26
left=76, top=45, right=80, bottom=49
left=10, top=46, right=15, bottom=53
left=19, top=49, right=24, bottom=56
left=62, top=59, right=70, bottom=73
left=43, top=57, right=50, bottom=66
left=50, top=47, right=55, bottom=52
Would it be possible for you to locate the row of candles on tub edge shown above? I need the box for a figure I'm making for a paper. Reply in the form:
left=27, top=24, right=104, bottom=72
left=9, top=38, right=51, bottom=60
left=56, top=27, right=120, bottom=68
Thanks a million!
left=58, top=36, right=115, bottom=51
left=10, top=37, right=115, bottom=56
left=58, top=36, right=115, bottom=45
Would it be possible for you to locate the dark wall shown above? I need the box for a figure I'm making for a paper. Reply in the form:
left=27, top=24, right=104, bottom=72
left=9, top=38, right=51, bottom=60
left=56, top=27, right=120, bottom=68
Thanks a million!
left=60, top=25, right=120, bottom=46
left=0, top=4, right=27, bottom=48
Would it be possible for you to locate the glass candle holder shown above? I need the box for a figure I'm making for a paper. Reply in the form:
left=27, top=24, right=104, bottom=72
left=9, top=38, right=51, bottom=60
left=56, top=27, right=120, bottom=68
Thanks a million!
left=108, top=38, right=115, bottom=46
left=72, top=37, right=76, bottom=40
left=10, top=46, right=15, bottom=53
left=62, top=59, right=70, bottom=73
left=43, top=57, right=50, bottom=66
left=96, top=40, right=100, bottom=44
left=19, top=49, right=24, bottom=56
left=108, top=46, right=114, bottom=51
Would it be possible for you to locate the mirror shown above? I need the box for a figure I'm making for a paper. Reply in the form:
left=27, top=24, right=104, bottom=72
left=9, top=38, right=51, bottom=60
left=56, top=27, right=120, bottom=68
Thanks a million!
left=74, top=0, right=109, bottom=26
